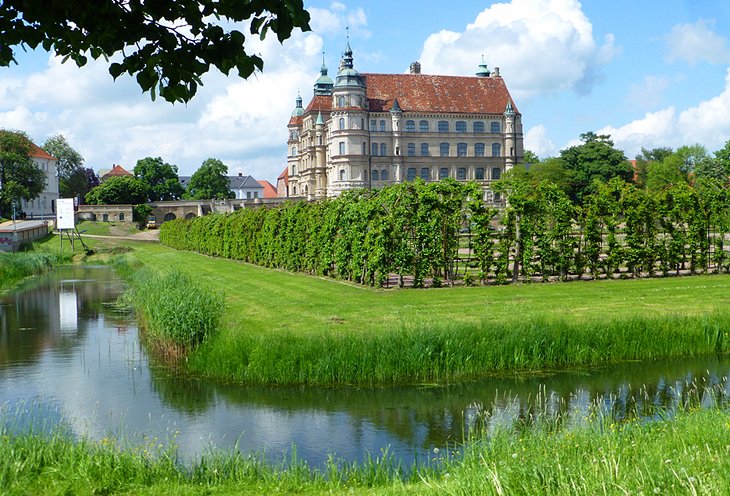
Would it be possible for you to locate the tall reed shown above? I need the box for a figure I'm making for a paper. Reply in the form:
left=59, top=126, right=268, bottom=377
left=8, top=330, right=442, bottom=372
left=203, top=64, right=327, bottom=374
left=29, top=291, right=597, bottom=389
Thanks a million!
left=124, top=268, right=225, bottom=351
left=190, top=311, right=730, bottom=386
left=0, top=251, right=68, bottom=290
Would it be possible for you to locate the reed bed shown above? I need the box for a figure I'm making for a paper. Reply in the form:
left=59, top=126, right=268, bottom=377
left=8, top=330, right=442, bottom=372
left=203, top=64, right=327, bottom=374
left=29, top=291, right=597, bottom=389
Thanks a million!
left=189, top=312, right=730, bottom=386
left=123, top=268, right=225, bottom=351
left=3, top=386, right=730, bottom=495
left=0, top=251, right=68, bottom=290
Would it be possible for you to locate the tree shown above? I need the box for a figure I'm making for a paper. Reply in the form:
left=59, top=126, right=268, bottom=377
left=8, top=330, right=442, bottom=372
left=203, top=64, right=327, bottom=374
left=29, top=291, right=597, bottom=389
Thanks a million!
left=0, top=1, right=311, bottom=103
left=712, top=139, right=730, bottom=178
left=42, top=134, right=86, bottom=199
left=634, top=147, right=673, bottom=188
left=676, top=144, right=711, bottom=174
left=523, top=149, right=541, bottom=167
left=85, top=176, right=149, bottom=205
left=0, top=130, right=46, bottom=217
left=184, top=158, right=234, bottom=200
left=529, top=157, right=574, bottom=195
left=645, top=154, right=688, bottom=191
left=134, top=157, right=184, bottom=202
left=559, top=132, right=633, bottom=203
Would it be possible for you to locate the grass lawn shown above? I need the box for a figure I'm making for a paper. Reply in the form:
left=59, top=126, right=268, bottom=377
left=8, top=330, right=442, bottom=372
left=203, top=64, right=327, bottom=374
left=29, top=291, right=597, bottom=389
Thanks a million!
left=78, top=239, right=730, bottom=385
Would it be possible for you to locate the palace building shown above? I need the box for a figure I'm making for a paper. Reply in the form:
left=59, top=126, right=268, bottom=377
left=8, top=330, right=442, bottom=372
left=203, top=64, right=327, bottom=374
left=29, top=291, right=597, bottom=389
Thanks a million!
left=286, top=41, right=524, bottom=205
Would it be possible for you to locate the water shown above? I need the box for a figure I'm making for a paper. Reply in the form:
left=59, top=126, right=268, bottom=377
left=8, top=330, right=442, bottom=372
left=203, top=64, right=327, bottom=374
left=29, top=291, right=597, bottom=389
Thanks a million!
left=1, top=266, right=729, bottom=467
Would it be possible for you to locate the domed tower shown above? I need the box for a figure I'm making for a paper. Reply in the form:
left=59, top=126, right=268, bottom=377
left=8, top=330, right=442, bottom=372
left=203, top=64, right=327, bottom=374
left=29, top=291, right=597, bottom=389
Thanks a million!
left=329, top=37, right=368, bottom=195
left=313, top=55, right=334, bottom=96
left=503, top=100, right=516, bottom=171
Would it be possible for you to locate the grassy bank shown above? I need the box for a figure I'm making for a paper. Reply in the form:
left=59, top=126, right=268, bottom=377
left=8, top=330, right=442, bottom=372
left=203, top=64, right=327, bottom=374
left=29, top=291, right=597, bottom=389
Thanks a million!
left=2, top=406, right=730, bottom=495
left=104, top=241, right=730, bottom=386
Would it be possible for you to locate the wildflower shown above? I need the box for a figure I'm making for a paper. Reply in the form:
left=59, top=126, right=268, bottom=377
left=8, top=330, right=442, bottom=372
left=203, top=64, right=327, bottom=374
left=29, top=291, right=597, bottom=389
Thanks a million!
left=654, top=488, right=661, bottom=494
left=433, top=447, right=440, bottom=454
left=512, top=453, right=518, bottom=459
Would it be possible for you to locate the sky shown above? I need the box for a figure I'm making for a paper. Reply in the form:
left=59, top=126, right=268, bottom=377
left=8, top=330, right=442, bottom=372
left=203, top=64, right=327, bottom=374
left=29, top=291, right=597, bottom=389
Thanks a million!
left=1, top=0, right=730, bottom=183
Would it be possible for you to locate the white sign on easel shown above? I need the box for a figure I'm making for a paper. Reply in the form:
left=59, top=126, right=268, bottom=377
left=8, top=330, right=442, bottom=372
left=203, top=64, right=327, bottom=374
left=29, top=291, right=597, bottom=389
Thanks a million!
left=56, top=198, right=75, bottom=230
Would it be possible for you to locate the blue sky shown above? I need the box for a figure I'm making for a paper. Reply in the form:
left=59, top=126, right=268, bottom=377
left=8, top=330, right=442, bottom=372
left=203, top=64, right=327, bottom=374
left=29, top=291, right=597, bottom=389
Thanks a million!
left=1, top=0, right=730, bottom=182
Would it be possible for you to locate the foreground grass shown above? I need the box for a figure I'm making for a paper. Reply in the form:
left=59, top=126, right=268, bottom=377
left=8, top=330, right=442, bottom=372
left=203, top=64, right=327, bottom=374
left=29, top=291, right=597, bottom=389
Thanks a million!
left=2, top=407, right=730, bottom=495
left=95, top=240, right=730, bottom=386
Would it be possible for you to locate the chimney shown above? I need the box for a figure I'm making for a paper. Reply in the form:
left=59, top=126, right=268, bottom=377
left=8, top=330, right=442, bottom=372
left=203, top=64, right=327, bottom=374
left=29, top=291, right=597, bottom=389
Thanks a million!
left=409, top=61, right=421, bottom=74
left=493, top=67, right=500, bottom=77
left=238, top=172, right=242, bottom=177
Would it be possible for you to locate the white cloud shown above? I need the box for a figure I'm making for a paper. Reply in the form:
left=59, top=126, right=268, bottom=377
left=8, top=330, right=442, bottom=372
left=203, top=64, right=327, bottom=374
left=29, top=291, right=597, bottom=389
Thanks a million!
left=665, top=19, right=730, bottom=66
left=625, top=75, right=671, bottom=111
left=418, top=0, right=617, bottom=100
left=598, top=67, right=730, bottom=157
left=524, top=125, right=557, bottom=157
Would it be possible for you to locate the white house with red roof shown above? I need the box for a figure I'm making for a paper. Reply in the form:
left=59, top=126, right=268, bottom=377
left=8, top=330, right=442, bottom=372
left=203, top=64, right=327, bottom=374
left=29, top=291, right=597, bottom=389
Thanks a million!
left=20, top=143, right=59, bottom=219
left=286, top=42, right=523, bottom=204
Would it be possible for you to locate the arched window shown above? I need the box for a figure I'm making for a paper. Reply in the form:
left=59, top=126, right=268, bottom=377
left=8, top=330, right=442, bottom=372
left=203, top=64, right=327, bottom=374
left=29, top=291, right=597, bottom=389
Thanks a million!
left=407, top=168, right=417, bottom=181
left=457, top=142, right=467, bottom=156
left=339, top=169, right=346, bottom=181
left=475, top=167, right=485, bottom=180
left=491, top=121, right=501, bottom=133
left=380, top=120, right=386, bottom=132
left=371, top=169, right=379, bottom=181
left=164, top=212, right=176, bottom=222
left=438, top=121, right=449, bottom=132
left=405, top=120, right=415, bottom=132
left=455, top=121, right=467, bottom=133
left=492, top=143, right=501, bottom=157
left=421, top=143, right=429, bottom=156
left=339, top=142, right=345, bottom=155
left=119, top=213, right=125, bottom=221
left=362, top=142, right=366, bottom=154
left=372, top=143, right=378, bottom=156
left=380, top=143, right=386, bottom=156
left=293, top=186, right=297, bottom=195
left=419, top=120, right=429, bottom=132
left=407, top=143, right=416, bottom=156
left=492, top=167, right=501, bottom=180
left=457, top=168, right=467, bottom=180
left=339, top=118, right=345, bottom=130
left=292, top=164, right=297, bottom=175
left=474, top=121, right=485, bottom=133
left=439, top=142, right=450, bottom=157
left=291, top=146, right=297, bottom=156
left=439, top=167, right=449, bottom=180
left=381, top=169, right=389, bottom=180
left=475, top=143, right=485, bottom=157
left=370, top=119, right=376, bottom=129
left=338, top=96, right=346, bottom=107
left=420, top=167, right=430, bottom=180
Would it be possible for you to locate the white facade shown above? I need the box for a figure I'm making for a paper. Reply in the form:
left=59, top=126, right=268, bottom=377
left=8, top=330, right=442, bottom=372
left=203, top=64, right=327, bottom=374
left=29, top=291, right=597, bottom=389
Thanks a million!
left=20, top=146, right=59, bottom=219
left=286, top=46, right=523, bottom=205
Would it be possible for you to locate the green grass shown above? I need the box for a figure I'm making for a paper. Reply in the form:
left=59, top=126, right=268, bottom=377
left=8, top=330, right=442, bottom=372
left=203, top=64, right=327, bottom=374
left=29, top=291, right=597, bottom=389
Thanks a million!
left=75, top=220, right=140, bottom=237
left=97, top=240, right=730, bottom=386
left=0, top=251, right=70, bottom=291
left=3, top=404, right=730, bottom=495
left=124, top=268, right=225, bottom=349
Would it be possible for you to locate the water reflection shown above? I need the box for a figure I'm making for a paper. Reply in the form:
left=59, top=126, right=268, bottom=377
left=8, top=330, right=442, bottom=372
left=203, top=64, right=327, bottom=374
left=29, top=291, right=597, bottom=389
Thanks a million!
left=1, top=267, right=729, bottom=468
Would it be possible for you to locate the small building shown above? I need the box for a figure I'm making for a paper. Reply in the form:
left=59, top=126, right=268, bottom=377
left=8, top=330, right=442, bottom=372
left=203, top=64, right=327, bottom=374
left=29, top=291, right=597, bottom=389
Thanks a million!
left=276, top=167, right=289, bottom=198
left=20, top=144, right=59, bottom=219
left=100, top=164, right=133, bottom=182
left=0, top=220, right=50, bottom=252
left=229, top=173, right=264, bottom=200
left=76, top=204, right=134, bottom=223
left=258, top=180, right=278, bottom=199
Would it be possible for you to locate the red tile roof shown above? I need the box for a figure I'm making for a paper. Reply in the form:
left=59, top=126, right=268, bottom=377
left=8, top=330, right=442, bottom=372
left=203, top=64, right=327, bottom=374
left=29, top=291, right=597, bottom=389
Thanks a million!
left=103, top=164, right=133, bottom=178
left=30, top=143, right=56, bottom=161
left=258, top=180, right=278, bottom=199
left=305, top=95, right=332, bottom=113
left=363, top=73, right=518, bottom=114
left=277, top=167, right=288, bottom=181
